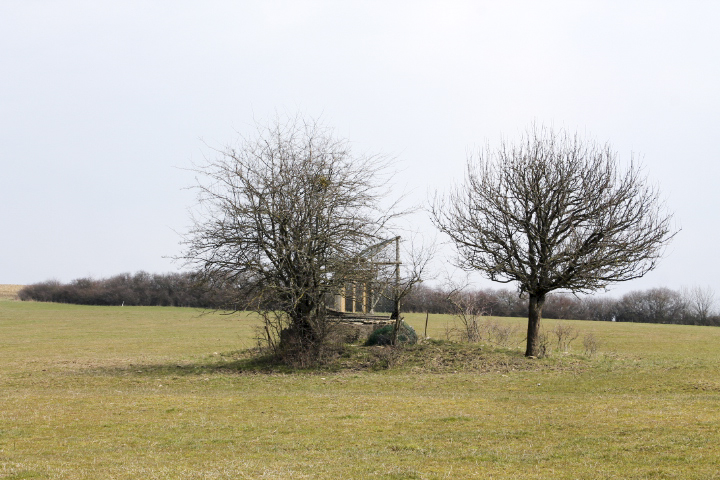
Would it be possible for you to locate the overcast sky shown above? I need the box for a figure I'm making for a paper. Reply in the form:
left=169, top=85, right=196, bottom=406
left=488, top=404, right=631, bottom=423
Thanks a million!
left=1, top=1, right=718, bottom=298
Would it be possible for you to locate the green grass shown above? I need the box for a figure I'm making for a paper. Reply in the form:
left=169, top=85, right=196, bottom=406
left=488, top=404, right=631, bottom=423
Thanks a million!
left=2, top=300, right=720, bottom=479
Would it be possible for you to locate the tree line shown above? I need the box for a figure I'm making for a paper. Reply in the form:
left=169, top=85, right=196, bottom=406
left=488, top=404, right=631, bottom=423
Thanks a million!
left=402, top=284, right=719, bottom=326
left=17, top=272, right=241, bottom=309
left=18, top=272, right=718, bottom=327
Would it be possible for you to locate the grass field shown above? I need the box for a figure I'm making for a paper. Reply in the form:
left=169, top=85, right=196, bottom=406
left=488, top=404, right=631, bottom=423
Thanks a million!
left=1, top=295, right=720, bottom=479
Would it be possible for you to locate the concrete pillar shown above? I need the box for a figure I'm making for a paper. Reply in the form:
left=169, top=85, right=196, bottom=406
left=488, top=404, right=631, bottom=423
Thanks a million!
left=362, top=282, right=369, bottom=314
left=335, top=286, right=345, bottom=312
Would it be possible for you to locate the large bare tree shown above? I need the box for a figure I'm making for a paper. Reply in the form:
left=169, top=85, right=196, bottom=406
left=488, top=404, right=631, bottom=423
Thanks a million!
left=432, top=125, right=676, bottom=357
left=182, top=115, right=399, bottom=363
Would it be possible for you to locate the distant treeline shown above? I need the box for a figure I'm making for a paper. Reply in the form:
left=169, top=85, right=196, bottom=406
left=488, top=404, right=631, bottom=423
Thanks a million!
left=18, top=272, right=238, bottom=309
left=402, top=284, right=720, bottom=326
left=19, top=273, right=719, bottom=326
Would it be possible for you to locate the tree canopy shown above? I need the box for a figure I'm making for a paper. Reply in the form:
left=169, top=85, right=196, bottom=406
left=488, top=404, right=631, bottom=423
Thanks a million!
left=182, top=115, right=399, bottom=363
left=433, top=125, right=676, bottom=356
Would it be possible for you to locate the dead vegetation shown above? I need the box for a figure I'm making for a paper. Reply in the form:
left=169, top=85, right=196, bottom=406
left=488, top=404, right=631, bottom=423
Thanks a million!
left=142, top=339, right=589, bottom=376
left=0, top=284, right=23, bottom=300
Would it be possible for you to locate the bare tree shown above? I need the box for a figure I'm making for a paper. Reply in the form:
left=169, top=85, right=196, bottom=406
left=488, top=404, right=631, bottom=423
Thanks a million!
left=181, top=115, right=399, bottom=364
left=683, top=286, right=716, bottom=325
left=616, top=287, right=687, bottom=324
left=445, top=288, right=486, bottom=343
left=432, top=125, right=676, bottom=357
left=581, top=296, right=617, bottom=322
left=388, top=236, right=435, bottom=345
left=440, top=274, right=491, bottom=342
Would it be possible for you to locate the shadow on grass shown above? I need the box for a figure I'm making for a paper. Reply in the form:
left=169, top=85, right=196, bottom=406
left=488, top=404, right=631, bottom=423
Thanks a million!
left=84, top=340, right=589, bottom=378
left=85, top=350, right=294, bottom=378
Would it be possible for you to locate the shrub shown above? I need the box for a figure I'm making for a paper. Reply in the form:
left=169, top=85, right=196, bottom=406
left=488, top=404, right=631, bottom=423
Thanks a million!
left=583, top=333, right=601, bottom=356
left=485, top=320, right=520, bottom=347
left=552, top=323, right=579, bottom=352
left=366, top=322, right=418, bottom=346
left=17, top=271, right=246, bottom=308
left=534, top=327, right=550, bottom=358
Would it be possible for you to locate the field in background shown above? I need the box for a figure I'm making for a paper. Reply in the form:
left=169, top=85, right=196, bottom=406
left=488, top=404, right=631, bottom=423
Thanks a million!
left=0, top=285, right=22, bottom=301
left=2, top=300, right=720, bottom=479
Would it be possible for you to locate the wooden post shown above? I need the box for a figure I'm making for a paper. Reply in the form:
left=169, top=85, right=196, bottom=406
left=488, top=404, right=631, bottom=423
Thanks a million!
left=392, top=236, right=402, bottom=345
left=394, top=236, right=400, bottom=318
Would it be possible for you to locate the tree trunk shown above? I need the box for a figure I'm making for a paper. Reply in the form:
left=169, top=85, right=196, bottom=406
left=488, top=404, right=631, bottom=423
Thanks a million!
left=391, top=297, right=401, bottom=345
left=525, top=294, right=545, bottom=357
left=285, top=297, right=322, bottom=350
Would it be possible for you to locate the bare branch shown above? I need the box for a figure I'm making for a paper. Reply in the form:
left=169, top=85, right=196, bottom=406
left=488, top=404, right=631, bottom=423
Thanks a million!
left=180, top=114, right=401, bottom=363
left=432, top=124, right=677, bottom=356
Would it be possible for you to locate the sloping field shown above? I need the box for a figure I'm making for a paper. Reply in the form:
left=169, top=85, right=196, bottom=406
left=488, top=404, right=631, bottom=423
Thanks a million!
left=0, top=285, right=22, bottom=300
left=1, top=300, right=719, bottom=479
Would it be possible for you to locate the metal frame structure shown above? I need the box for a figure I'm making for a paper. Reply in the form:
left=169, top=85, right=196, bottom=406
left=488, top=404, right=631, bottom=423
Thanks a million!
left=331, top=236, right=401, bottom=316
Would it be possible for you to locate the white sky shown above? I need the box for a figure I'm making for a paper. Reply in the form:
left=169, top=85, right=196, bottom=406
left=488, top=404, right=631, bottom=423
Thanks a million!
left=1, top=1, right=718, bottom=298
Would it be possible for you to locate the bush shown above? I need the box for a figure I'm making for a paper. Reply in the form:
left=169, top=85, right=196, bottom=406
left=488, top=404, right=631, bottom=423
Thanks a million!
left=17, top=271, right=245, bottom=308
left=365, top=322, right=418, bottom=346
left=582, top=333, right=601, bottom=356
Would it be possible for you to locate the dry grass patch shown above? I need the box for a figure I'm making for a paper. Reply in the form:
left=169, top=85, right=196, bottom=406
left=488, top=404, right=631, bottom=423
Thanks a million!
left=164, top=340, right=587, bottom=376
left=0, top=284, right=23, bottom=300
